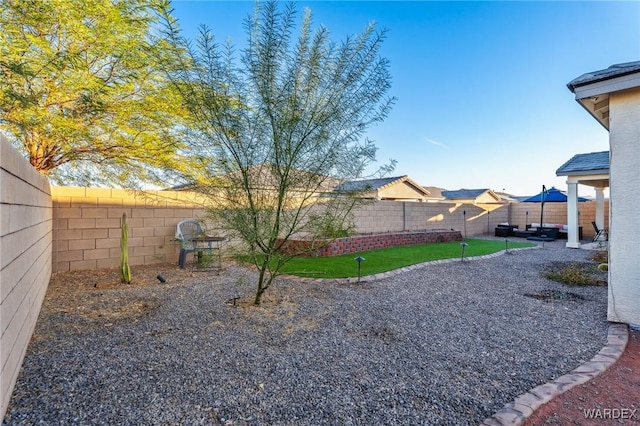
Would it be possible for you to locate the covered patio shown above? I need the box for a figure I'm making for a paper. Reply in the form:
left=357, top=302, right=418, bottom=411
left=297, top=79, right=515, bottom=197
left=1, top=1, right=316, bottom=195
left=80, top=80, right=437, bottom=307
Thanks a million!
left=556, top=151, right=609, bottom=248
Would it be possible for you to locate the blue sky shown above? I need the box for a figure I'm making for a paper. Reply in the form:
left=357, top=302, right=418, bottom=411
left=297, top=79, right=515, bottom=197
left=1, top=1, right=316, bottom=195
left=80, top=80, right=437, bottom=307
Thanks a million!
left=170, top=1, right=639, bottom=196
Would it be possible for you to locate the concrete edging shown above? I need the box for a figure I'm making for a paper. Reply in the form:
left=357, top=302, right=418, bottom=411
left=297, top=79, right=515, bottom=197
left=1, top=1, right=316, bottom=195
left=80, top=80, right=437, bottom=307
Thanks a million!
left=481, top=322, right=629, bottom=426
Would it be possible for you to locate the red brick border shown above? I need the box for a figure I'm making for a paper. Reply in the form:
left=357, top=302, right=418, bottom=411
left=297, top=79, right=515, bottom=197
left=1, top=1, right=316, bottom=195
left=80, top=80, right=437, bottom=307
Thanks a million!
left=278, top=230, right=462, bottom=257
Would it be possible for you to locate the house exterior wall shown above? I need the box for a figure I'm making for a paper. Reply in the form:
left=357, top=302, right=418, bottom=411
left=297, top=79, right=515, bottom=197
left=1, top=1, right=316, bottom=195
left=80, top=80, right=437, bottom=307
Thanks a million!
left=607, top=87, right=640, bottom=326
left=0, top=135, right=53, bottom=419
left=378, top=182, right=425, bottom=201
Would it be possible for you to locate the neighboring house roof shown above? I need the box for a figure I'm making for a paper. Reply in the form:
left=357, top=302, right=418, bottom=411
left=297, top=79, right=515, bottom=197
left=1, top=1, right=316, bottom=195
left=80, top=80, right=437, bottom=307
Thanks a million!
left=441, top=188, right=502, bottom=203
left=336, top=176, right=406, bottom=192
left=567, top=61, right=640, bottom=130
left=422, top=186, right=446, bottom=200
left=335, top=175, right=430, bottom=201
left=494, top=191, right=519, bottom=202
left=168, top=163, right=340, bottom=193
left=556, top=151, right=610, bottom=176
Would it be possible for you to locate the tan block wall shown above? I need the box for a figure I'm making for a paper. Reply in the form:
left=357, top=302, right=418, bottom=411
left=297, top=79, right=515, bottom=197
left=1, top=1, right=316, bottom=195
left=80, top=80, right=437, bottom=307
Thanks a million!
left=509, top=201, right=609, bottom=238
left=352, top=200, right=509, bottom=237
left=1, top=135, right=53, bottom=419
left=52, top=187, right=210, bottom=272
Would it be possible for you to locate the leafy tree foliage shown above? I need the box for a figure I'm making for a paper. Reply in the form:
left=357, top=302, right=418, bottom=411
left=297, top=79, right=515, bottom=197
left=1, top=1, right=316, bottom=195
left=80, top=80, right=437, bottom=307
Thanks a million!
left=163, top=1, right=395, bottom=304
left=0, top=0, right=188, bottom=186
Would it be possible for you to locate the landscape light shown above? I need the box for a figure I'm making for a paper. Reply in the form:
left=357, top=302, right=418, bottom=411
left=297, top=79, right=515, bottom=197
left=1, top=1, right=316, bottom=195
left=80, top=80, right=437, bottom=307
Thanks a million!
left=460, top=242, right=469, bottom=262
left=354, top=256, right=365, bottom=282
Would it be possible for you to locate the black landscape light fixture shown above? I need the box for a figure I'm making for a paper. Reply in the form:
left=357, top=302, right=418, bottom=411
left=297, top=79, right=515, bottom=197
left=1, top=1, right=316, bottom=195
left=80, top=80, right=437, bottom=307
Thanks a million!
left=354, top=256, right=365, bottom=282
left=526, top=211, right=529, bottom=229
left=157, top=274, right=166, bottom=283
left=487, top=211, right=490, bottom=235
left=505, top=238, right=510, bottom=254
left=463, top=210, right=467, bottom=239
left=460, top=242, right=469, bottom=262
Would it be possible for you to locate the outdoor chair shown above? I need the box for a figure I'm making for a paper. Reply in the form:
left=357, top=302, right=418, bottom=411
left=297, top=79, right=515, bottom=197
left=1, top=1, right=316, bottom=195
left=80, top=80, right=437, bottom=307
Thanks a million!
left=592, top=221, right=608, bottom=242
left=176, top=219, right=204, bottom=268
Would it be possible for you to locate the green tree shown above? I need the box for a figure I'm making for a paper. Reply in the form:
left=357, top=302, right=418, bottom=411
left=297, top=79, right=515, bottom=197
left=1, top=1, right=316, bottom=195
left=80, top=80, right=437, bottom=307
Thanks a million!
left=163, top=1, right=395, bottom=305
left=0, top=0, right=188, bottom=186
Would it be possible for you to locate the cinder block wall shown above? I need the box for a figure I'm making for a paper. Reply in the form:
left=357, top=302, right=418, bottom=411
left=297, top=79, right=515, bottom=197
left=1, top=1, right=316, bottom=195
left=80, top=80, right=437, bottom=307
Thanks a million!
left=1, top=135, right=53, bottom=419
left=52, top=187, right=209, bottom=272
left=510, top=201, right=609, bottom=238
left=352, top=200, right=509, bottom=237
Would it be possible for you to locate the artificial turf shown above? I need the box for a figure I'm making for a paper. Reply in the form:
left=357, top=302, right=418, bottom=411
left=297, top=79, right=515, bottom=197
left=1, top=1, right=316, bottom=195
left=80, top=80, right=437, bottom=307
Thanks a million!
left=277, top=238, right=534, bottom=278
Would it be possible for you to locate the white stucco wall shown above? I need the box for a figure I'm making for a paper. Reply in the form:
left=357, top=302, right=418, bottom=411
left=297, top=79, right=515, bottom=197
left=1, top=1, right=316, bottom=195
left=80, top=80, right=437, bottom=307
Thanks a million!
left=607, top=87, right=640, bottom=326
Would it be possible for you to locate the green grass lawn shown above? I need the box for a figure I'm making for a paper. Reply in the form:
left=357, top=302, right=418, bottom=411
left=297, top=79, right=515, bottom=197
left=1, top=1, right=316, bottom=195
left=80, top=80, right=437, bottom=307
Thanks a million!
left=279, top=239, right=535, bottom=278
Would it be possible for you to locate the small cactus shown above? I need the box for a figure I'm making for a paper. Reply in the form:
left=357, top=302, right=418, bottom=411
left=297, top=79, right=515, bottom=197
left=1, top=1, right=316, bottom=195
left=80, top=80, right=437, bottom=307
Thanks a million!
left=120, top=213, right=132, bottom=284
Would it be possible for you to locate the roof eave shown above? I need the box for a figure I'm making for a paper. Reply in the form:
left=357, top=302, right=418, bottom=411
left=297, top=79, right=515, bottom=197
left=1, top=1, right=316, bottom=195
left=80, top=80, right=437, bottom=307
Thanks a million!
left=556, top=168, right=610, bottom=177
left=569, top=71, right=640, bottom=131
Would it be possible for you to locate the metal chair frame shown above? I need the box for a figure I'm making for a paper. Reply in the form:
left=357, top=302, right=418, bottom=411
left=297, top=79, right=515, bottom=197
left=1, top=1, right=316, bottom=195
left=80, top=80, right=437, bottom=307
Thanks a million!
left=591, top=221, right=608, bottom=242
left=176, top=219, right=204, bottom=268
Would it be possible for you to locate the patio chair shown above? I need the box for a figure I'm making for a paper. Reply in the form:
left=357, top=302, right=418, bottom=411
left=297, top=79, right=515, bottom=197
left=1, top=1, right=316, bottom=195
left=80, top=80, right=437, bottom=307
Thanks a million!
left=592, top=221, right=608, bottom=242
left=176, top=219, right=204, bottom=268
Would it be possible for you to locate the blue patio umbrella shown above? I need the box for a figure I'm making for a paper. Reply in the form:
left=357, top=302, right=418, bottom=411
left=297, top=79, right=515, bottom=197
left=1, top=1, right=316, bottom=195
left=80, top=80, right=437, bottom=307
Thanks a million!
left=522, top=186, right=589, bottom=203
left=523, top=186, right=588, bottom=227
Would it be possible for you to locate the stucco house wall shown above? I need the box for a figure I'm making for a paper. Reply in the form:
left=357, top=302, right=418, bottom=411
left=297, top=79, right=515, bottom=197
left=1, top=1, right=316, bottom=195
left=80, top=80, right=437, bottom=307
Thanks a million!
left=0, top=135, right=53, bottom=419
left=607, top=87, right=640, bottom=325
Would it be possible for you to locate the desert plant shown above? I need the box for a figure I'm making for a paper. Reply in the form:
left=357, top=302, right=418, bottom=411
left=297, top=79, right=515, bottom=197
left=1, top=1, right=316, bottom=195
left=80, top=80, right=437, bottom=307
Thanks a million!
left=543, top=262, right=606, bottom=286
left=162, top=1, right=395, bottom=305
left=120, top=213, right=132, bottom=284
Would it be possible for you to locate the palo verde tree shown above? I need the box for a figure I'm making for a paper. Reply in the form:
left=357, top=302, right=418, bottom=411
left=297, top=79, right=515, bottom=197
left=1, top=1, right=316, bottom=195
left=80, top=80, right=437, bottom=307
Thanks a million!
left=0, top=0, right=189, bottom=186
left=163, top=1, right=395, bottom=305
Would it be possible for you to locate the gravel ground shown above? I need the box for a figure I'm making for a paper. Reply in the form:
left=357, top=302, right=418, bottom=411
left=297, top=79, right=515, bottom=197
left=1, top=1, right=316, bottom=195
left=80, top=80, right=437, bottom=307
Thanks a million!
left=3, top=240, right=609, bottom=425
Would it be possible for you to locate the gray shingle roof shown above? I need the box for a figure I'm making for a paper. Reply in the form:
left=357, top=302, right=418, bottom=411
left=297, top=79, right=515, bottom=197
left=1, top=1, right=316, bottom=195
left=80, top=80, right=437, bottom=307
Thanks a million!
left=334, top=176, right=406, bottom=192
left=556, top=151, right=610, bottom=176
left=567, top=61, right=640, bottom=92
left=441, top=189, right=490, bottom=200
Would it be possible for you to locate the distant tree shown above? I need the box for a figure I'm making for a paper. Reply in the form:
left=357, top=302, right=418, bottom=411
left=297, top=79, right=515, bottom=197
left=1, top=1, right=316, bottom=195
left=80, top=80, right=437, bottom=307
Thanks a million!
left=163, top=1, right=395, bottom=305
left=0, top=0, right=189, bottom=186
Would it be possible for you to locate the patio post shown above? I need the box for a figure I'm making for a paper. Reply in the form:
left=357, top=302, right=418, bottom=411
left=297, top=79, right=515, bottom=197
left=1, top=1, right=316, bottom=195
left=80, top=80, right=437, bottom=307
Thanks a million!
left=595, top=187, right=605, bottom=230
left=566, top=181, right=580, bottom=248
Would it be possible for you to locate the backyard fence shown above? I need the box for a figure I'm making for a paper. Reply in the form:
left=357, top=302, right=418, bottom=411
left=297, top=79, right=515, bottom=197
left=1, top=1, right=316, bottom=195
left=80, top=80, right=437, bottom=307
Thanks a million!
left=1, top=135, right=53, bottom=419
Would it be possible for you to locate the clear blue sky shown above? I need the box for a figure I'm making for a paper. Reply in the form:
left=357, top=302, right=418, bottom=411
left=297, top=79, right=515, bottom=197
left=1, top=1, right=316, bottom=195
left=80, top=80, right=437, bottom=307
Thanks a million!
left=170, top=1, right=639, bottom=196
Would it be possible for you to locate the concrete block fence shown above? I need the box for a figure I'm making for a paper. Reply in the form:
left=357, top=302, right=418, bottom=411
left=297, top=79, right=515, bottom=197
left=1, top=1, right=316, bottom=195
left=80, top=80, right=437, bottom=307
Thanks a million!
left=52, top=187, right=210, bottom=272
left=1, top=136, right=53, bottom=419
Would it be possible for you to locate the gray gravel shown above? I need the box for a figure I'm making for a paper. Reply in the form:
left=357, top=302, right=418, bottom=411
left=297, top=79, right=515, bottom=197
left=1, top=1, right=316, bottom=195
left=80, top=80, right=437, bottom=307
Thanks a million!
left=3, top=240, right=608, bottom=425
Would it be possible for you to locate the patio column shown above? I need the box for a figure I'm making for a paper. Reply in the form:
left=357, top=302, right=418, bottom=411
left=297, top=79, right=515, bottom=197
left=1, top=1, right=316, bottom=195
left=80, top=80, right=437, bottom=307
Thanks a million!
left=565, top=181, right=580, bottom=248
left=594, top=187, right=605, bottom=230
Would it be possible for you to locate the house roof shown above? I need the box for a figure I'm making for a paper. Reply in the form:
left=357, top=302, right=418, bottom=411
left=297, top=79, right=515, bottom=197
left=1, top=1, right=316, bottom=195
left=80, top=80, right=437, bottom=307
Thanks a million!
left=335, top=175, right=430, bottom=197
left=567, top=61, right=640, bottom=130
left=335, top=176, right=405, bottom=192
left=567, top=61, right=640, bottom=91
left=441, top=188, right=491, bottom=200
left=556, top=151, right=610, bottom=176
left=422, top=186, right=445, bottom=199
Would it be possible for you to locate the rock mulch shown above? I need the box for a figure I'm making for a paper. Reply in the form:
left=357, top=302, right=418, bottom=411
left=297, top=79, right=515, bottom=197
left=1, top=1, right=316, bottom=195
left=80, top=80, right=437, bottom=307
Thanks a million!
left=3, top=241, right=608, bottom=425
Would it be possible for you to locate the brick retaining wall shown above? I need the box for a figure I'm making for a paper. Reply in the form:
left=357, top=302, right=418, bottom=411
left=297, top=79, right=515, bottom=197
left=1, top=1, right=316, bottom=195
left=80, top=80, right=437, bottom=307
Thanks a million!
left=279, top=230, right=463, bottom=257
